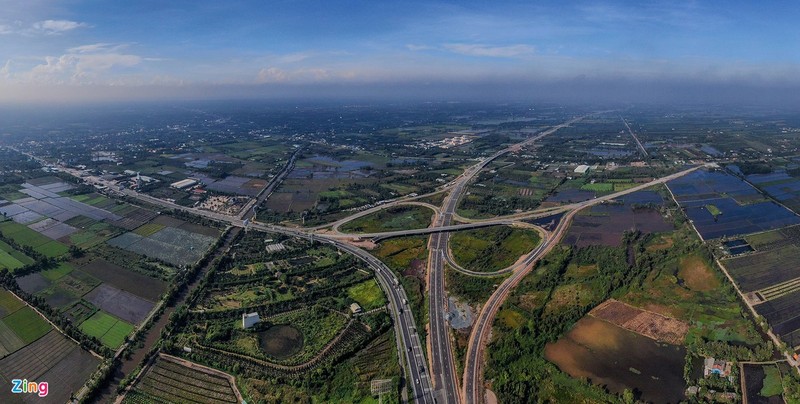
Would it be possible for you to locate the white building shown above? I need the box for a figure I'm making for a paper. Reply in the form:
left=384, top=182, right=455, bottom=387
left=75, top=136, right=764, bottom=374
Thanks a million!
left=574, top=165, right=590, bottom=174
left=170, top=178, right=198, bottom=189
left=350, top=303, right=363, bottom=314
left=242, top=312, right=260, bottom=329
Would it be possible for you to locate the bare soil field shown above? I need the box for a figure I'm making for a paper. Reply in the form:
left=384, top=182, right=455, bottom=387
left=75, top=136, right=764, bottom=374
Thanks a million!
left=590, top=299, right=689, bottom=345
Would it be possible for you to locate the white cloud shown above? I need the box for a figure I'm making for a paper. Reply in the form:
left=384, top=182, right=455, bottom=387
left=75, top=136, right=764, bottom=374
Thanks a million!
left=442, top=43, right=535, bottom=58
left=10, top=43, right=144, bottom=85
left=256, top=67, right=289, bottom=83
left=255, top=66, right=334, bottom=83
left=406, top=44, right=434, bottom=52
left=31, top=19, right=87, bottom=34
left=0, top=24, right=12, bottom=35
left=68, top=43, right=117, bottom=54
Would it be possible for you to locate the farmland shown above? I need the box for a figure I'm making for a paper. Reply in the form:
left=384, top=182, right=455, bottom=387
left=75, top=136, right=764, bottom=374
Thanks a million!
left=0, top=240, right=32, bottom=272
left=450, top=226, right=541, bottom=272
left=124, top=355, right=240, bottom=404
left=0, top=330, right=100, bottom=404
left=79, top=310, right=135, bottom=349
left=667, top=169, right=800, bottom=239
left=108, top=220, right=218, bottom=267
left=339, top=204, right=433, bottom=233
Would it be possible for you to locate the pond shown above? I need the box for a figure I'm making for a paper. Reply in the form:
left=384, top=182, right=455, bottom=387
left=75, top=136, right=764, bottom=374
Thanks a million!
left=545, top=316, right=688, bottom=403
left=258, top=324, right=304, bottom=360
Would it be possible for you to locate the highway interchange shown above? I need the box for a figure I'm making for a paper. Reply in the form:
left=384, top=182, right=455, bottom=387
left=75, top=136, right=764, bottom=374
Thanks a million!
left=21, top=115, right=706, bottom=403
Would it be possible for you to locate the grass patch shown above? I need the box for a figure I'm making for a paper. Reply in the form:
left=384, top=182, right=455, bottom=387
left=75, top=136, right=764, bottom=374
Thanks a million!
left=678, top=254, right=719, bottom=292
left=3, top=306, right=51, bottom=343
left=347, top=279, right=386, bottom=310
left=450, top=226, right=541, bottom=272
left=761, top=365, right=783, bottom=397
left=0, top=241, right=26, bottom=271
left=341, top=205, right=433, bottom=233
left=705, top=204, right=722, bottom=217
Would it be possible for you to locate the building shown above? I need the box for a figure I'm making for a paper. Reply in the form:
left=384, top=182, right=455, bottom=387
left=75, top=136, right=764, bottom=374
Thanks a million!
left=170, top=178, right=198, bottom=189
left=574, top=165, right=590, bottom=174
left=242, top=312, right=260, bottom=329
left=350, top=303, right=363, bottom=314
left=703, top=357, right=733, bottom=378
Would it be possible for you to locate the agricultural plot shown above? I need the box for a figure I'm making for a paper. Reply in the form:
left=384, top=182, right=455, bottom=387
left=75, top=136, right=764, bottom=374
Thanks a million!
left=79, top=310, right=134, bottom=348
left=667, top=170, right=800, bottom=239
left=0, top=240, right=33, bottom=271
left=108, top=224, right=217, bottom=266
left=590, top=299, right=689, bottom=345
left=80, top=259, right=166, bottom=302
left=0, top=221, right=69, bottom=257
left=746, top=169, right=800, bottom=213
left=35, top=270, right=100, bottom=309
left=125, top=355, right=240, bottom=404
left=723, top=226, right=800, bottom=293
left=564, top=192, right=672, bottom=247
left=2, top=307, right=51, bottom=344
left=0, top=330, right=100, bottom=404
left=83, top=283, right=155, bottom=325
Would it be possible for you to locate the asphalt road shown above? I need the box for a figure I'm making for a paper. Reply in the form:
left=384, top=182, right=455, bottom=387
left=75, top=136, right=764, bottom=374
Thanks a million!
left=424, top=115, right=589, bottom=404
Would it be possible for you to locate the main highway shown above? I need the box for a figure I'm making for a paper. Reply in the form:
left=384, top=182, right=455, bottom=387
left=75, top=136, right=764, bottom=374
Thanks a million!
left=424, top=115, right=589, bottom=404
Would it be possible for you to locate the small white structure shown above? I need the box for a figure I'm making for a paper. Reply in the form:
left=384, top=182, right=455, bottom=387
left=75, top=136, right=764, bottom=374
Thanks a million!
left=171, top=178, right=198, bottom=189
left=574, top=165, right=590, bottom=174
left=242, top=312, right=260, bottom=329
left=350, top=303, right=363, bottom=314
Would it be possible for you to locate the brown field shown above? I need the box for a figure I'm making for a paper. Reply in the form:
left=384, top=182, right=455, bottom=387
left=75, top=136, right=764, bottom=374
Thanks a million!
left=564, top=263, right=597, bottom=280
left=517, top=291, right=549, bottom=312
left=590, top=299, right=689, bottom=345
left=544, top=283, right=595, bottom=315
left=678, top=254, right=719, bottom=292
left=646, top=235, right=674, bottom=251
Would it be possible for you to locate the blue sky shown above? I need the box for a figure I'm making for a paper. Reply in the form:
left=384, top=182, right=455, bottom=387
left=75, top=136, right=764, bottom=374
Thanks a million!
left=1, top=0, right=799, bottom=102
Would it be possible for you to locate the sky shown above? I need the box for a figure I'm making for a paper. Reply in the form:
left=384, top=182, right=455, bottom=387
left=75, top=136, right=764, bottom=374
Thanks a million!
left=1, top=0, right=800, bottom=104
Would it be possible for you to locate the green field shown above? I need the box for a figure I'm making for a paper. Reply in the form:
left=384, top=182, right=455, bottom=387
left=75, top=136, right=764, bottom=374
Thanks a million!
left=0, top=241, right=33, bottom=271
left=761, top=365, right=783, bottom=397
left=0, top=221, right=68, bottom=257
left=79, top=311, right=134, bottom=348
left=0, top=243, right=25, bottom=271
left=580, top=182, right=614, bottom=192
left=340, top=205, right=433, bottom=233
left=34, top=240, right=69, bottom=258
left=132, top=223, right=165, bottom=237
left=347, top=279, right=386, bottom=310
left=0, top=289, right=25, bottom=315
left=40, top=263, right=75, bottom=281
left=2, top=306, right=51, bottom=343
left=706, top=204, right=722, bottom=216
left=451, top=226, right=541, bottom=272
